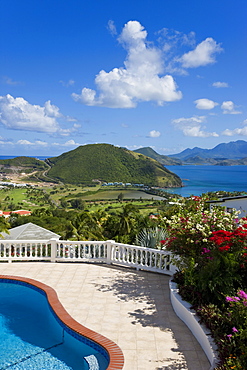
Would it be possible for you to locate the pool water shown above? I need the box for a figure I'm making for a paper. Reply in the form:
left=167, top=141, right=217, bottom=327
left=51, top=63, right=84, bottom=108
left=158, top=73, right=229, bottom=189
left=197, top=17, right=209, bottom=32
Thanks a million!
left=0, top=281, right=109, bottom=370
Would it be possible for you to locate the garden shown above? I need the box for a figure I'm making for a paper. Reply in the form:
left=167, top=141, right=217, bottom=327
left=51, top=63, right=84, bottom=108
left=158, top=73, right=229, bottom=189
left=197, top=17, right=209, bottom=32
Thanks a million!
left=161, top=196, right=247, bottom=370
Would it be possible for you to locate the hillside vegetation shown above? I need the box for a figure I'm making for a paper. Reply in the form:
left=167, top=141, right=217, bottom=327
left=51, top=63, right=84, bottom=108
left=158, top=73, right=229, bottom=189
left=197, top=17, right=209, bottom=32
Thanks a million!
left=0, top=156, right=48, bottom=172
left=134, top=147, right=182, bottom=165
left=46, top=144, right=182, bottom=187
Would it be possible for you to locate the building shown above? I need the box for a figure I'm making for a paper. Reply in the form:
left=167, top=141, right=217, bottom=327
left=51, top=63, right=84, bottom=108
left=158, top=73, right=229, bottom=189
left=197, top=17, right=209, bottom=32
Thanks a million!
left=207, top=195, right=247, bottom=219
left=0, top=222, right=60, bottom=240
left=0, top=210, right=32, bottom=218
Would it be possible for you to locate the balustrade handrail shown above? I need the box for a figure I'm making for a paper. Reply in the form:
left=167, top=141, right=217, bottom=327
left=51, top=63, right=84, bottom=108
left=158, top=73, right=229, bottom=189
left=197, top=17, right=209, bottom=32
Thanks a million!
left=0, top=238, right=176, bottom=275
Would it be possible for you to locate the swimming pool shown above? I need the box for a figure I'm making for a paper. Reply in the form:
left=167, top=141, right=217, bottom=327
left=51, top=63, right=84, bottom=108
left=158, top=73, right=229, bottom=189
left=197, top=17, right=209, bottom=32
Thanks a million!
left=0, top=276, right=124, bottom=370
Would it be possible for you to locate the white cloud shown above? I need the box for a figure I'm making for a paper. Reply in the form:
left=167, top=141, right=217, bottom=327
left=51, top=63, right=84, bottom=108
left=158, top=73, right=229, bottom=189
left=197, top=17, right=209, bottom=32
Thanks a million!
left=72, top=21, right=182, bottom=108
left=172, top=116, right=219, bottom=137
left=0, top=94, right=78, bottom=135
left=17, top=139, right=48, bottom=147
left=148, top=130, right=161, bottom=138
left=3, top=76, right=22, bottom=85
left=194, top=98, right=218, bottom=110
left=0, top=94, right=59, bottom=133
left=107, top=20, right=117, bottom=35
left=44, top=100, right=62, bottom=118
left=221, top=101, right=242, bottom=114
left=212, top=81, right=229, bottom=88
left=59, top=79, right=75, bottom=87
left=222, top=119, right=247, bottom=136
left=16, top=139, right=81, bottom=148
left=222, top=127, right=247, bottom=136
left=179, top=38, right=223, bottom=68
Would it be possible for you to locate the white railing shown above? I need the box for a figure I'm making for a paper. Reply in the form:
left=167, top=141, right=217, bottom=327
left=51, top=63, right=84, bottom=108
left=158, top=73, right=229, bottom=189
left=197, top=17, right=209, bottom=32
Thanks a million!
left=0, top=239, right=176, bottom=275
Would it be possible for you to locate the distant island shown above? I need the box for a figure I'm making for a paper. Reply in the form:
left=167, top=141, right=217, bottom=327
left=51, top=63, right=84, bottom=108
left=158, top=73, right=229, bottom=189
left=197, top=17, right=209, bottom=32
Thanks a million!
left=134, top=140, right=247, bottom=166
left=0, top=144, right=182, bottom=188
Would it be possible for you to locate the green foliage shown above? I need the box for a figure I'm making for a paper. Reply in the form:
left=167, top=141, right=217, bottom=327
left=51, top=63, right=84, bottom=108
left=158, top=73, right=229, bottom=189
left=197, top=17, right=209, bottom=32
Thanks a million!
left=164, top=195, right=247, bottom=368
left=135, top=227, right=168, bottom=249
left=134, top=147, right=182, bottom=165
left=0, top=156, right=48, bottom=170
left=47, top=144, right=182, bottom=187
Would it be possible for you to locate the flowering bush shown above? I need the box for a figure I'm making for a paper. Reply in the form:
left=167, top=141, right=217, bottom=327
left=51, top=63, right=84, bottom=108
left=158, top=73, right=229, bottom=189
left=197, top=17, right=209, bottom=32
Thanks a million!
left=162, top=196, right=247, bottom=369
left=163, top=196, right=240, bottom=260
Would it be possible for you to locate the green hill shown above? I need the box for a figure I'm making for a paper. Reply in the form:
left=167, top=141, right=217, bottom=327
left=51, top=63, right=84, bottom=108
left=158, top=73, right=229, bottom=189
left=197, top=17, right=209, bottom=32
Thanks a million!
left=46, top=144, right=182, bottom=187
left=134, top=147, right=182, bottom=165
left=0, top=156, right=48, bottom=173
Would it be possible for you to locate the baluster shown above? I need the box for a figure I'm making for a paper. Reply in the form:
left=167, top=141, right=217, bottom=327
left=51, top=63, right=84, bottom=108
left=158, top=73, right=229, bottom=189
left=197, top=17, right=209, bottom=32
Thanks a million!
left=131, top=248, right=134, bottom=263
left=154, top=251, right=157, bottom=268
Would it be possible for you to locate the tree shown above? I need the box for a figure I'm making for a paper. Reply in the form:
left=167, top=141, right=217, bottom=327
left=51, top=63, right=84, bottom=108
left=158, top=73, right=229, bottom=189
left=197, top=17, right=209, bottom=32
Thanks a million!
left=0, top=217, right=10, bottom=238
left=70, top=198, right=85, bottom=210
left=117, top=193, right=124, bottom=202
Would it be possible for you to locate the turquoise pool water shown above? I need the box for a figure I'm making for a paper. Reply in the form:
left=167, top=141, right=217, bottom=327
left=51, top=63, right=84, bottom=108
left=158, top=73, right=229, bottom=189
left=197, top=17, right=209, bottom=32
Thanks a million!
left=0, top=280, right=109, bottom=370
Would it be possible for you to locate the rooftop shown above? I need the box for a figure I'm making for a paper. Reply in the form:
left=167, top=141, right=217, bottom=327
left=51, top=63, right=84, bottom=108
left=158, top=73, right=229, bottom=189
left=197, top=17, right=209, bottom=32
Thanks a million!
left=0, top=222, right=60, bottom=240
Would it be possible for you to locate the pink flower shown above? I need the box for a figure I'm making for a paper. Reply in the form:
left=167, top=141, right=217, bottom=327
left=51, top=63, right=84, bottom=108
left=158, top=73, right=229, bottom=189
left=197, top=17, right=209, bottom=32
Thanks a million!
left=232, top=327, right=238, bottom=333
left=238, top=290, right=247, bottom=300
left=226, top=296, right=240, bottom=302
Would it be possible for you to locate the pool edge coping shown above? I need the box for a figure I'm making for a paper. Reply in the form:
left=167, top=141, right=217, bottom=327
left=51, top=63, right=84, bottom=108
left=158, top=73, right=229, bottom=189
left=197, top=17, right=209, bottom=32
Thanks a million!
left=0, top=274, right=124, bottom=370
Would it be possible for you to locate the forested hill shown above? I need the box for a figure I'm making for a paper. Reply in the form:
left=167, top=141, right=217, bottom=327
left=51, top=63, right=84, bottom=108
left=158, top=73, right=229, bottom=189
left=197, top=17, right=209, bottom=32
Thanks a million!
left=46, top=144, right=182, bottom=187
left=134, top=147, right=182, bottom=165
left=0, top=156, right=48, bottom=171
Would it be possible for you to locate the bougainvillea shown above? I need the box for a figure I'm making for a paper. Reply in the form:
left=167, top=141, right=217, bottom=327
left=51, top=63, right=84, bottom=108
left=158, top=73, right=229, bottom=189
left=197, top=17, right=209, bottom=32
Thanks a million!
left=162, top=195, right=247, bottom=369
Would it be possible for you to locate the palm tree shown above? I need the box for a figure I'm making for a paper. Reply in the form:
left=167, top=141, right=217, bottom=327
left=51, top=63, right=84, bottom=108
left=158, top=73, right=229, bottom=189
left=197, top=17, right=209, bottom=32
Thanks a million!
left=0, top=217, right=10, bottom=238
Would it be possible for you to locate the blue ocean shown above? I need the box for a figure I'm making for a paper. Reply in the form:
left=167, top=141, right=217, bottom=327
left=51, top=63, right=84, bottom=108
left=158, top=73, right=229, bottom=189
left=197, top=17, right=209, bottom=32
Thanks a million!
left=165, top=165, right=247, bottom=197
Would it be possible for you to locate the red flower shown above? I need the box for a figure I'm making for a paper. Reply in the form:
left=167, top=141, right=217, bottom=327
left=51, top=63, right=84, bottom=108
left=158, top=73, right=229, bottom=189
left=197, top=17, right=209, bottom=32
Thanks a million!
left=219, top=245, right=230, bottom=252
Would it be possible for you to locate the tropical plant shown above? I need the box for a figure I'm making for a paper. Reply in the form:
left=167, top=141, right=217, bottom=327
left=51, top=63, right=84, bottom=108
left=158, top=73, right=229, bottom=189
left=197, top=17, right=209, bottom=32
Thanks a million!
left=135, top=227, right=168, bottom=249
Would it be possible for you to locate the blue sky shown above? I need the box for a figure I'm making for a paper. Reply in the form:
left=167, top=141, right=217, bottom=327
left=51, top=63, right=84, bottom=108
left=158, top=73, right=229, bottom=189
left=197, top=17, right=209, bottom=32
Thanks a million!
left=0, top=0, right=246, bottom=157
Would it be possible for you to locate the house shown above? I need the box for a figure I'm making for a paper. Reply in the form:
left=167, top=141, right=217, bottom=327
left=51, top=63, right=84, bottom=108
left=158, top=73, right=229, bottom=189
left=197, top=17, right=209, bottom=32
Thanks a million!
left=207, top=195, right=247, bottom=219
left=0, top=222, right=61, bottom=240
left=0, top=209, right=32, bottom=218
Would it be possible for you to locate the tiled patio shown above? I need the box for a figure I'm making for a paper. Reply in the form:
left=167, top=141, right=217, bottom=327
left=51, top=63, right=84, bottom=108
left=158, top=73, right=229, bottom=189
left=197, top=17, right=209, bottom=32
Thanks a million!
left=0, top=262, right=211, bottom=370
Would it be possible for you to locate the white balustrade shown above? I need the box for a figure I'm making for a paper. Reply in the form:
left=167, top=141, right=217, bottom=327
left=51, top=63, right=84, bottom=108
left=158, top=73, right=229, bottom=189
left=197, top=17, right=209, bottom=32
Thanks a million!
left=0, top=239, right=176, bottom=275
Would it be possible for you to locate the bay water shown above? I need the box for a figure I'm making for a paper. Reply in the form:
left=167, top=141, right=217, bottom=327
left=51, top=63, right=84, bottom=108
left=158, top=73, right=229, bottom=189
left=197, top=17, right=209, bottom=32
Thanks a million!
left=166, top=165, right=247, bottom=197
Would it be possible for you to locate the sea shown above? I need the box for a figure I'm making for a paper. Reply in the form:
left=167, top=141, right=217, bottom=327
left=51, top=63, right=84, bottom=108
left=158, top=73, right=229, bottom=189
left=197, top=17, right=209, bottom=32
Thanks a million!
left=0, top=156, right=246, bottom=197
left=165, top=165, right=247, bottom=197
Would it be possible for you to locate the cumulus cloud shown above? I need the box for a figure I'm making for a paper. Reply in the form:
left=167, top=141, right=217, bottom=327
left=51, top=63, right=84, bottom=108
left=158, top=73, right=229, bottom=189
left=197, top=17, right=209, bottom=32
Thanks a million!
left=17, top=139, right=48, bottom=147
left=148, top=130, right=161, bottom=138
left=194, top=98, right=218, bottom=110
left=16, top=139, right=81, bottom=148
left=72, top=21, right=182, bottom=108
left=179, top=38, right=223, bottom=68
left=172, top=116, right=219, bottom=137
left=0, top=94, right=78, bottom=135
left=222, top=127, right=247, bottom=136
left=212, top=81, right=229, bottom=88
left=221, top=101, right=242, bottom=114
left=222, top=119, right=247, bottom=136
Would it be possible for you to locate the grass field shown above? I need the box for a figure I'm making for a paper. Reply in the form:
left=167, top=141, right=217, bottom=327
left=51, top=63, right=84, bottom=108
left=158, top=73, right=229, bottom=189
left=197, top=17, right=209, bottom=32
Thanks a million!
left=0, top=184, right=166, bottom=214
left=79, top=189, right=165, bottom=201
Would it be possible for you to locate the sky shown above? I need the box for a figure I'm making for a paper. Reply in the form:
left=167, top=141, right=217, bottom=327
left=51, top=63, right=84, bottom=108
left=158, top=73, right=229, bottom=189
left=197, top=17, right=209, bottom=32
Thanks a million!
left=0, top=0, right=246, bottom=157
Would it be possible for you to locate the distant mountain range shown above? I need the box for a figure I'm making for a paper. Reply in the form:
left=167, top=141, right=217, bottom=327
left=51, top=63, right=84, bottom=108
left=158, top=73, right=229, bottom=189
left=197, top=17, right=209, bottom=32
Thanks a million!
left=135, top=140, right=247, bottom=166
